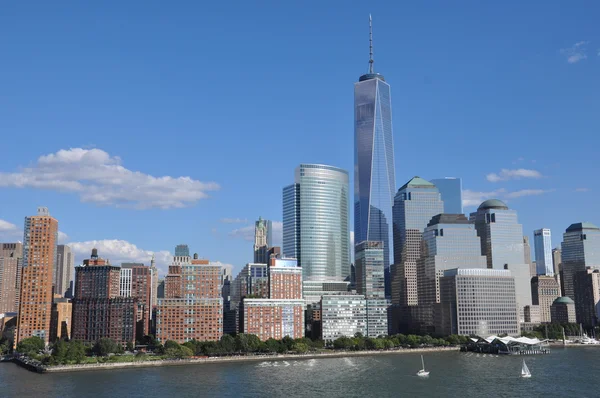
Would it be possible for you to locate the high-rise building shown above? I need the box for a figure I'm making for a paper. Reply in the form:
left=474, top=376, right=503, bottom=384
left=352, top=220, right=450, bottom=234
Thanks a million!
left=254, top=217, right=270, bottom=264
left=50, top=296, right=72, bottom=342
left=55, top=245, right=74, bottom=297
left=354, top=16, right=396, bottom=272
left=552, top=248, right=562, bottom=294
left=0, top=243, right=23, bottom=314
left=150, top=254, right=159, bottom=308
left=419, top=214, right=487, bottom=331
left=560, top=223, right=600, bottom=301
left=436, top=268, right=519, bottom=336
left=156, top=249, right=223, bottom=343
left=355, top=241, right=386, bottom=299
left=530, top=276, right=561, bottom=323
left=392, top=177, right=444, bottom=307
left=16, top=207, right=59, bottom=346
left=430, top=178, right=463, bottom=214
left=573, top=268, right=600, bottom=328
left=268, top=258, right=302, bottom=300
left=523, top=236, right=535, bottom=278
left=321, top=295, right=366, bottom=341
left=283, top=164, right=350, bottom=283
left=71, top=249, right=137, bottom=345
left=470, top=199, right=531, bottom=320
left=534, top=229, right=554, bottom=276
left=121, top=263, right=153, bottom=338
left=550, top=297, right=576, bottom=324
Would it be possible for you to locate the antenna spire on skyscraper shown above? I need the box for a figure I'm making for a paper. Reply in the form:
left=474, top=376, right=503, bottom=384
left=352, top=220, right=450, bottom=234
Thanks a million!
left=369, top=14, right=374, bottom=74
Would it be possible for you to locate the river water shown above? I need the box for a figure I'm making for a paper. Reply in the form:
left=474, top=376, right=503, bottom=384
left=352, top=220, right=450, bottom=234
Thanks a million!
left=1, top=347, right=598, bottom=397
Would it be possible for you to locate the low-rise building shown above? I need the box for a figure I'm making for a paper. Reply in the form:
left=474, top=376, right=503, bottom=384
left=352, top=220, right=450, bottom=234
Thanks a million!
left=321, top=295, right=366, bottom=341
left=550, top=297, right=576, bottom=324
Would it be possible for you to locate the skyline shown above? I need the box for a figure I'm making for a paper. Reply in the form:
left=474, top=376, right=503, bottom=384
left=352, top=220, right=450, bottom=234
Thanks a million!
left=1, top=1, right=599, bottom=275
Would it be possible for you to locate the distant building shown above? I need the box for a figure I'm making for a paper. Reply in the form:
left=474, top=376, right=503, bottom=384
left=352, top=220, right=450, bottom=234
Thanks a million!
left=321, top=295, right=366, bottom=341
left=523, top=305, right=541, bottom=324
left=436, top=268, right=519, bottom=336
left=0, top=243, right=23, bottom=314
left=240, top=299, right=304, bottom=341
left=470, top=199, right=531, bottom=321
left=573, top=268, right=600, bottom=328
left=254, top=217, right=270, bottom=264
left=561, top=223, right=600, bottom=301
left=302, top=280, right=350, bottom=307
left=71, top=249, right=137, bottom=346
left=355, top=241, right=386, bottom=299
left=16, top=207, right=59, bottom=346
left=55, top=245, right=74, bottom=297
left=430, top=178, right=463, bottom=214
left=523, top=236, right=535, bottom=278
left=156, top=250, right=222, bottom=343
left=50, top=296, right=72, bottom=342
left=268, top=258, right=302, bottom=300
left=531, top=276, right=561, bottom=323
left=534, top=229, right=553, bottom=276
left=550, top=297, right=576, bottom=324
left=283, top=164, right=351, bottom=285
left=121, top=263, right=153, bottom=339
left=552, top=248, right=562, bottom=294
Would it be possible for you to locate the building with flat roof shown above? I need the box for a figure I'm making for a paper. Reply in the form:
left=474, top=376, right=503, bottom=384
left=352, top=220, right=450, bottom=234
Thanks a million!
left=0, top=243, right=22, bottom=314
left=55, top=245, right=74, bottom=297
left=551, top=297, right=576, bottom=324
left=268, top=258, right=302, bottom=300
left=240, top=299, right=304, bottom=341
left=561, top=223, right=600, bottom=301
left=531, top=276, right=560, bottom=323
left=436, top=268, right=519, bottom=336
left=321, top=295, right=366, bottom=341
left=573, top=268, right=600, bottom=328
left=50, top=296, right=72, bottom=342
left=534, top=229, right=554, bottom=276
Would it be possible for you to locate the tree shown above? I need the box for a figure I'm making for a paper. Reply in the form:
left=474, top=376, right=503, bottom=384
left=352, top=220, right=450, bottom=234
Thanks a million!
left=126, top=341, right=135, bottom=352
left=247, top=334, right=261, bottom=353
left=333, top=336, right=353, bottom=350
left=262, top=338, right=281, bottom=353
left=66, top=340, right=86, bottom=364
left=292, top=342, right=309, bottom=354
left=281, top=336, right=295, bottom=352
left=94, top=338, right=120, bottom=356
left=0, top=338, right=11, bottom=355
left=16, top=336, right=45, bottom=356
left=219, top=334, right=235, bottom=354
left=235, top=334, right=250, bottom=353
left=51, top=340, right=68, bottom=363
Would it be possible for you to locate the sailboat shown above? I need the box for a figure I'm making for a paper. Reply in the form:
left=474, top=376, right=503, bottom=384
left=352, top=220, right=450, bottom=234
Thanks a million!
left=417, top=355, right=430, bottom=377
left=521, top=360, right=531, bottom=378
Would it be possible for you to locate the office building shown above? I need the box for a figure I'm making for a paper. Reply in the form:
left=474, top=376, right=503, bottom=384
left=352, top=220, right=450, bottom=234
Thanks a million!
left=365, top=298, right=389, bottom=337
left=321, top=295, right=366, bottom=341
left=72, top=249, right=137, bottom=345
left=419, top=214, right=487, bottom=331
left=436, top=268, right=519, bottom=336
left=530, top=276, right=561, bottom=323
left=573, top=268, right=600, bottom=328
left=552, top=248, right=562, bottom=293
left=121, top=263, right=153, bottom=338
left=268, top=258, right=302, bottom=300
left=523, top=305, right=541, bottom=324
left=55, top=245, right=74, bottom=297
left=16, top=207, right=59, bottom=346
left=534, top=229, right=553, bottom=276
left=354, top=16, right=396, bottom=271
left=355, top=241, right=386, bottom=299
left=173, top=244, right=190, bottom=264
left=470, top=199, right=531, bottom=319
left=392, top=177, right=444, bottom=306
left=0, top=243, right=22, bottom=314
left=231, top=263, right=269, bottom=309
left=523, top=236, right=534, bottom=278
left=550, top=297, right=576, bottom=324
left=430, top=178, right=463, bottom=214
left=302, top=280, right=350, bottom=307
left=283, top=164, right=351, bottom=283
left=50, top=296, right=72, bottom=342
left=156, top=250, right=222, bottom=343
left=560, top=223, right=600, bottom=301
left=254, top=217, right=270, bottom=264
left=240, top=299, right=305, bottom=341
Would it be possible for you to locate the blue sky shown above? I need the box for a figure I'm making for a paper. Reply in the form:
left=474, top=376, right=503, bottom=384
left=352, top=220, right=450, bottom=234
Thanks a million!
left=0, top=1, right=598, bottom=275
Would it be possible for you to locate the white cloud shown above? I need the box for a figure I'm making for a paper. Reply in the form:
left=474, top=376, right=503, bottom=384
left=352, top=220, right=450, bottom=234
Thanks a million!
left=58, top=231, right=69, bottom=244
left=462, top=188, right=553, bottom=207
left=271, top=221, right=283, bottom=247
left=0, top=219, right=22, bottom=241
left=0, top=148, right=220, bottom=209
left=560, top=41, right=589, bottom=63
left=575, top=188, right=590, bottom=192
left=229, top=225, right=255, bottom=241
left=67, top=239, right=172, bottom=276
left=220, top=218, right=248, bottom=224
left=486, top=169, right=543, bottom=182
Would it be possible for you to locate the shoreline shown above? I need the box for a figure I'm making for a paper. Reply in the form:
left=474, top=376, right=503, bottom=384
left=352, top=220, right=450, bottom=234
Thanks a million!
left=12, top=346, right=459, bottom=374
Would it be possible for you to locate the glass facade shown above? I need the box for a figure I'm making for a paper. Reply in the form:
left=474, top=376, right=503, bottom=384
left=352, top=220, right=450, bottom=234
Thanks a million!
left=283, top=164, right=351, bottom=283
left=561, top=223, right=600, bottom=300
left=354, top=75, right=396, bottom=269
left=355, top=241, right=386, bottom=299
left=321, top=295, right=366, bottom=341
left=391, top=177, right=444, bottom=306
left=534, top=228, right=554, bottom=276
left=430, top=178, right=463, bottom=214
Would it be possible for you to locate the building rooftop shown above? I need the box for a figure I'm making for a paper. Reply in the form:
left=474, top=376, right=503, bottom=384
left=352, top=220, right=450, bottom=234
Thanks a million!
left=427, top=213, right=469, bottom=227
left=553, top=297, right=575, bottom=305
left=566, top=222, right=600, bottom=232
left=478, top=199, right=509, bottom=211
left=398, top=176, right=435, bottom=191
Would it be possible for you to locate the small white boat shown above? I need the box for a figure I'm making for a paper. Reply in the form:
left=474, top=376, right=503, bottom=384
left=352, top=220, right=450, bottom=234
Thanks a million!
left=521, top=359, right=531, bottom=378
left=417, top=355, right=430, bottom=377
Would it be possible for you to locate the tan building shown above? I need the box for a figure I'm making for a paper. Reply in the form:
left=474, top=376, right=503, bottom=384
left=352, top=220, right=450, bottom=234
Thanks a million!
left=241, top=299, right=304, bottom=341
left=55, top=245, right=74, bottom=297
left=0, top=313, right=18, bottom=346
left=0, top=243, right=23, bottom=314
left=531, top=276, right=561, bottom=323
left=574, top=268, right=600, bottom=328
left=50, top=296, right=72, bottom=341
left=156, top=249, right=222, bottom=343
left=16, top=207, right=59, bottom=346
left=551, top=297, right=576, bottom=324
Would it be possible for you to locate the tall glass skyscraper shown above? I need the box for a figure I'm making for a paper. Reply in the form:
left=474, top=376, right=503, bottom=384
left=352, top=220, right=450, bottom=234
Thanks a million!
left=283, top=164, right=351, bottom=282
left=391, top=177, right=444, bottom=307
left=354, top=16, right=396, bottom=269
left=534, top=228, right=554, bottom=276
left=430, top=178, right=463, bottom=214
left=561, top=222, right=600, bottom=300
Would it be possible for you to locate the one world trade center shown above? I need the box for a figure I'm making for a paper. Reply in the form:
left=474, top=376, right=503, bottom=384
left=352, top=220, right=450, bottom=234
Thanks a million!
left=354, top=16, right=396, bottom=275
